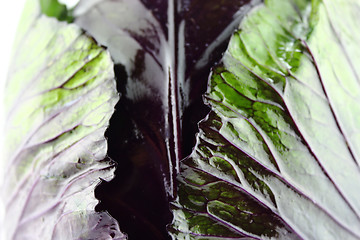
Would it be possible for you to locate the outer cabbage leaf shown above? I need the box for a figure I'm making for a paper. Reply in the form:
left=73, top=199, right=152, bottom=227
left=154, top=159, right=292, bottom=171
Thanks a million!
left=171, top=0, right=360, bottom=239
left=0, top=0, right=125, bottom=239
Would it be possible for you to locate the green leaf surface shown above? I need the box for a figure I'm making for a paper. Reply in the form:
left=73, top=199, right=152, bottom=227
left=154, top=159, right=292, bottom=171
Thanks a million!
left=40, top=0, right=74, bottom=22
left=171, top=0, right=360, bottom=239
left=1, top=0, right=125, bottom=239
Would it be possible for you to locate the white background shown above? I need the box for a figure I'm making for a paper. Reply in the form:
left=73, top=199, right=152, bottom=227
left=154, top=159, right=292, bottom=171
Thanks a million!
left=0, top=1, right=26, bottom=237
left=0, top=1, right=26, bottom=154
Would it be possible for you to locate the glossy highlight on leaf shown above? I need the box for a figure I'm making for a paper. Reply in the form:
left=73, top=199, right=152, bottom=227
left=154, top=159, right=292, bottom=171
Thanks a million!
left=0, top=0, right=125, bottom=239
left=71, top=0, right=260, bottom=239
left=171, top=0, right=360, bottom=239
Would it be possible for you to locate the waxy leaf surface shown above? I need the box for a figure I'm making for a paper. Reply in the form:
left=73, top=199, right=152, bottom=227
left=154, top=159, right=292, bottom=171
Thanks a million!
left=72, top=1, right=260, bottom=238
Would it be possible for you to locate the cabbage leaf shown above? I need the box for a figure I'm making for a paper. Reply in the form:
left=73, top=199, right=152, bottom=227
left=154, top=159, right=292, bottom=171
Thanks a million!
left=0, top=0, right=125, bottom=239
left=171, top=0, right=360, bottom=239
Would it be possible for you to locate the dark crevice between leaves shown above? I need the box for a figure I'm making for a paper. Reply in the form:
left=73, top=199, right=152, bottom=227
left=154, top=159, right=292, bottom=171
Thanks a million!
left=94, top=64, right=212, bottom=240
left=94, top=23, right=246, bottom=240
left=93, top=63, right=181, bottom=239
left=93, top=1, right=258, bottom=239
left=95, top=64, right=172, bottom=240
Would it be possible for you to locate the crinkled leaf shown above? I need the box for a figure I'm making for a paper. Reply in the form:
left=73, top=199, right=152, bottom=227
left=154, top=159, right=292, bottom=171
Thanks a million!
left=171, top=0, right=360, bottom=239
left=0, top=0, right=125, bottom=239
left=72, top=1, right=260, bottom=238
